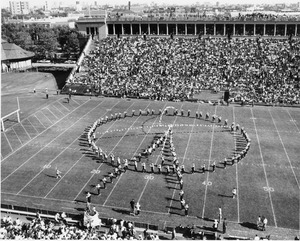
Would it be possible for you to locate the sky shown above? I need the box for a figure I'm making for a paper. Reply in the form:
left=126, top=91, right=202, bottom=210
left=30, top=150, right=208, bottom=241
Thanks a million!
left=1, top=0, right=299, bottom=8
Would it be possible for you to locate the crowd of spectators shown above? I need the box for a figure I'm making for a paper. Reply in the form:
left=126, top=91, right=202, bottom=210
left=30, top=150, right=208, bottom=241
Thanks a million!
left=77, top=36, right=300, bottom=105
left=108, top=13, right=300, bottom=22
left=0, top=213, right=147, bottom=240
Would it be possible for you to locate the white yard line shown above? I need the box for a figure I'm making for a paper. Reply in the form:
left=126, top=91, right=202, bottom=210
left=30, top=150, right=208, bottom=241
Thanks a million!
left=52, top=104, right=65, bottom=116
left=103, top=103, right=169, bottom=206
left=14, top=100, right=109, bottom=194
left=168, top=103, right=199, bottom=213
left=201, top=105, right=217, bottom=219
left=43, top=101, right=121, bottom=198
left=232, top=106, right=240, bottom=223
left=45, top=107, right=59, bottom=120
left=2, top=132, right=14, bottom=152
left=32, top=203, right=45, bottom=206
left=2, top=188, right=300, bottom=233
left=74, top=101, right=146, bottom=202
left=71, top=98, right=80, bottom=106
left=286, top=109, right=300, bottom=134
left=137, top=104, right=183, bottom=205
left=11, top=127, right=23, bottom=145
left=250, top=108, right=277, bottom=227
left=33, top=114, right=47, bottom=129
left=268, top=110, right=300, bottom=189
left=27, top=118, right=39, bottom=134
left=40, top=109, right=54, bottom=124
left=1, top=99, right=95, bottom=182
left=1, top=97, right=66, bottom=131
left=1, top=99, right=90, bottom=163
left=57, top=101, right=72, bottom=112
left=18, top=122, right=32, bottom=140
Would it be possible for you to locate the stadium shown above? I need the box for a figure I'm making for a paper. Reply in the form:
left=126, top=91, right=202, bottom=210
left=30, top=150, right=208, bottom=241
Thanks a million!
left=1, top=12, right=300, bottom=240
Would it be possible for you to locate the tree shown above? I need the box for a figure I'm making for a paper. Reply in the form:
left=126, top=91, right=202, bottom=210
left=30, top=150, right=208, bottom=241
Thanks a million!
left=1, top=9, right=12, bottom=22
left=1, top=23, right=23, bottom=43
left=65, top=32, right=80, bottom=57
left=54, top=25, right=70, bottom=50
left=14, top=30, right=33, bottom=50
left=33, top=30, right=59, bottom=60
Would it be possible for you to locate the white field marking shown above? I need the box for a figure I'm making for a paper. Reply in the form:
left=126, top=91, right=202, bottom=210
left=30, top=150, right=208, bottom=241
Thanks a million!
left=263, top=187, right=275, bottom=192
left=52, top=104, right=65, bottom=117
left=18, top=122, right=32, bottom=140
left=43, top=102, right=121, bottom=198
left=144, top=175, right=154, bottom=180
left=39, top=110, right=53, bottom=124
left=269, top=110, right=300, bottom=189
left=45, top=107, right=59, bottom=120
left=4, top=199, right=17, bottom=202
left=202, top=181, right=212, bottom=186
left=137, top=105, right=183, bottom=204
left=232, top=106, right=240, bottom=223
left=2, top=191, right=76, bottom=204
left=102, top=204, right=170, bottom=217
left=1, top=190, right=299, bottom=232
left=11, top=127, right=23, bottom=145
left=57, top=100, right=72, bottom=112
left=71, top=98, right=80, bottom=106
left=286, top=109, right=300, bottom=134
left=32, top=203, right=45, bottom=206
left=61, top=207, right=74, bottom=210
left=2, top=132, right=14, bottom=152
left=250, top=108, right=277, bottom=227
left=26, top=118, right=39, bottom=134
left=33, top=114, right=47, bottom=129
left=1, top=99, right=93, bottom=182
left=168, top=103, right=199, bottom=214
left=103, top=103, right=169, bottom=207
left=15, top=100, right=112, bottom=195
left=1, top=99, right=90, bottom=163
left=74, top=101, right=144, bottom=202
left=201, top=105, right=217, bottom=219
left=1, top=97, right=66, bottom=131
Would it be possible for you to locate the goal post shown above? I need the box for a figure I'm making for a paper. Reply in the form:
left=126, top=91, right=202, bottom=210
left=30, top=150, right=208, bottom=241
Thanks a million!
left=1, top=97, right=21, bottom=132
left=1, top=109, right=20, bottom=132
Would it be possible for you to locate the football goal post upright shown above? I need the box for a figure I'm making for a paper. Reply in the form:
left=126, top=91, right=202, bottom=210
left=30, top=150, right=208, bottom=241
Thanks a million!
left=1, top=97, right=21, bottom=132
left=17, top=97, right=20, bottom=123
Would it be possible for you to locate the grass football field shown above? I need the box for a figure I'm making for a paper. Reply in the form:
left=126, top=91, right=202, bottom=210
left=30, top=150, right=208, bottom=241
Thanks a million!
left=1, top=82, right=300, bottom=239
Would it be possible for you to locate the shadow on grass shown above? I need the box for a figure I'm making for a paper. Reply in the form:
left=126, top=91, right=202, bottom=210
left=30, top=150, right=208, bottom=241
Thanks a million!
left=198, top=217, right=214, bottom=222
left=166, top=186, right=180, bottom=190
left=85, top=154, right=96, bottom=158
left=218, top=194, right=233, bottom=198
left=79, top=143, right=89, bottom=147
left=201, top=226, right=220, bottom=233
left=165, top=197, right=179, bottom=202
left=80, top=148, right=91, bottom=152
left=75, top=207, right=86, bottom=212
left=166, top=206, right=181, bottom=211
left=240, top=222, right=258, bottom=230
left=165, top=180, right=178, bottom=184
left=169, top=211, right=183, bottom=216
left=112, top=208, right=131, bottom=215
left=45, top=174, right=56, bottom=178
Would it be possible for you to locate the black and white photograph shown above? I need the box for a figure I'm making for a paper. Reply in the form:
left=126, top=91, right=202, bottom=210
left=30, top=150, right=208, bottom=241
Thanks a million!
left=1, top=0, right=300, bottom=239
